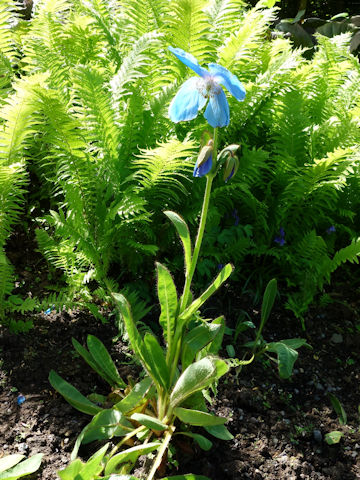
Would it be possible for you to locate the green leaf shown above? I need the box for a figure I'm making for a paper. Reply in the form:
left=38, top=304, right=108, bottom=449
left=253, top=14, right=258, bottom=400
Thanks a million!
left=71, top=410, right=132, bottom=460
left=143, top=333, right=170, bottom=389
left=130, top=413, right=168, bottom=431
left=178, top=264, right=234, bottom=326
left=113, top=293, right=155, bottom=383
left=266, top=341, right=301, bottom=379
left=164, top=211, right=192, bottom=276
left=72, top=338, right=117, bottom=388
left=169, top=357, right=217, bottom=409
left=0, top=454, right=42, bottom=480
left=325, top=431, right=344, bottom=445
left=49, top=370, right=102, bottom=415
left=57, top=459, right=84, bottom=480
left=204, top=424, right=234, bottom=440
left=181, top=322, right=222, bottom=369
left=76, top=443, right=109, bottom=478
left=260, top=278, right=277, bottom=330
left=87, top=335, right=126, bottom=388
left=115, top=377, right=152, bottom=414
left=177, top=432, right=212, bottom=451
left=156, top=262, right=178, bottom=346
left=104, top=443, right=161, bottom=475
left=206, top=317, right=226, bottom=355
left=174, top=407, right=227, bottom=426
left=0, top=456, right=24, bottom=474
left=329, top=393, right=347, bottom=425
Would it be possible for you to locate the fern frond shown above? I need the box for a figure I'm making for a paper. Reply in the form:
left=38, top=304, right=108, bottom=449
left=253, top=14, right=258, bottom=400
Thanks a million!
left=133, top=138, right=196, bottom=205
left=166, top=0, right=211, bottom=62
left=218, top=2, right=277, bottom=70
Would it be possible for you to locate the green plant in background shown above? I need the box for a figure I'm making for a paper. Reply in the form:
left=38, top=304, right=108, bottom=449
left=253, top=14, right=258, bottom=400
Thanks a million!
left=0, top=453, right=43, bottom=480
left=229, top=278, right=308, bottom=379
left=2, top=0, right=360, bottom=327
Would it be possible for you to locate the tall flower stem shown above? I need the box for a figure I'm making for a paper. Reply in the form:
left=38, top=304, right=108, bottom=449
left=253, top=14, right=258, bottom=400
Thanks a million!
left=180, top=127, right=218, bottom=313
left=168, top=129, right=218, bottom=383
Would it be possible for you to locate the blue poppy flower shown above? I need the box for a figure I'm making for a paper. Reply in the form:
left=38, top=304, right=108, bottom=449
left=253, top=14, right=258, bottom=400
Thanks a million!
left=168, top=47, right=246, bottom=128
left=326, top=225, right=336, bottom=234
left=274, top=227, right=286, bottom=246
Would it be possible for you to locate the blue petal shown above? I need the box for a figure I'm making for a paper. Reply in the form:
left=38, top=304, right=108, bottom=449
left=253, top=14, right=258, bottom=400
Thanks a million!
left=169, top=77, right=207, bottom=123
left=193, top=155, right=212, bottom=177
left=204, top=88, right=229, bottom=128
left=208, top=63, right=246, bottom=101
left=169, top=46, right=208, bottom=78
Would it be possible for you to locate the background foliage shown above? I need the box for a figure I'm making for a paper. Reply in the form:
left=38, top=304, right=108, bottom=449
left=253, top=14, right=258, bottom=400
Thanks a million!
left=1, top=0, right=360, bottom=327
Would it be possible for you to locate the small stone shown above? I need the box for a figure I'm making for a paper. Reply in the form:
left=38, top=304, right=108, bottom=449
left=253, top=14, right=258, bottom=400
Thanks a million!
left=330, top=333, right=343, bottom=344
left=17, top=443, right=29, bottom=454
left=313, top=429, right=322, bottom=443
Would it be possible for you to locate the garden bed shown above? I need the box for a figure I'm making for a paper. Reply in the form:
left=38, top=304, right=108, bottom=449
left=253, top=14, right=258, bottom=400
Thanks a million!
left=1, top=275, right=360, bottom=480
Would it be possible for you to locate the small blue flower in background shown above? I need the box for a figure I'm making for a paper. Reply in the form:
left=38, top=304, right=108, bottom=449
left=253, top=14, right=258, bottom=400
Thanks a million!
left=217, top=263, right=225, bottom=270
left=274, top=227, right=286, bottom=246
left=326, top=225, right=336, bottom=234
left=17, top=394, right=26, bottom=406
left=168, top=47, right=246, bottom=128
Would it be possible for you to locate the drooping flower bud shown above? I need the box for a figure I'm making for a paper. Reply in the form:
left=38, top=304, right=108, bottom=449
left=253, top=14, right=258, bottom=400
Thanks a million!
left=223, top=154, right=239, bottom=182
left=193, top=140, right=213, bottom=177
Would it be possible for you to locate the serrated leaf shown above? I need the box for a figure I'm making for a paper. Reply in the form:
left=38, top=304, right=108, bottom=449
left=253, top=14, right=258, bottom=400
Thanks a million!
left=130, top=413, right=168, bottom=431
left=104, top=443, right=161, bottom=475
left=174, top=407, right=227, bottom=426
left=49, top=370, right=102, bottom=416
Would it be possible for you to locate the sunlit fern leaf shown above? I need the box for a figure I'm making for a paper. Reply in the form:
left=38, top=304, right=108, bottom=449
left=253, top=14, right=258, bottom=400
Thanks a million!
left=71, top=65, right=120, bottom=166
left=111, top=32, right=162, bottom=106
left=0, top=0, right=19, bottom=62
left=76, top=0, right=122, bottom=68
left=166, top=0, right=212, bottom=62
left=133, top=138, right=196, bottom=206
left=218, top=2, right=278, bottom=70
left=207, top=0, right=246, bottom=35
left=120, top=0, right=169, bottom=40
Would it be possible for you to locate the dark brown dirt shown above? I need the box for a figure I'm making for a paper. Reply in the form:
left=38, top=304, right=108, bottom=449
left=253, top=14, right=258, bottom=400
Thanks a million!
left=1, top=281, right=360, bottom=480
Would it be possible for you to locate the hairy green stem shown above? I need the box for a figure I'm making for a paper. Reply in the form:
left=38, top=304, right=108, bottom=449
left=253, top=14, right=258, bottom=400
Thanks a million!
left=147, top=426, right=175, bottom=480
left=168, top=128, right=219, bottom=382
left=179, top=128, right=218, bottom=313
